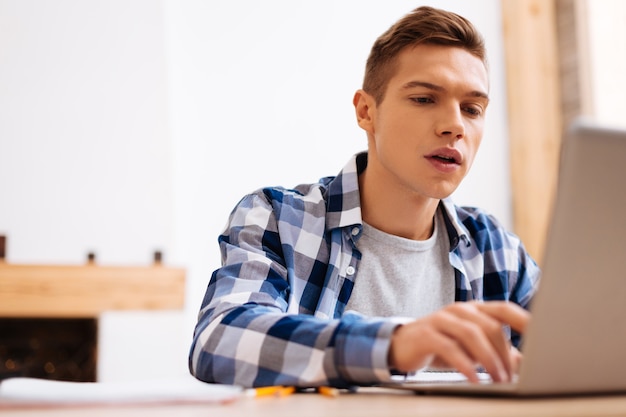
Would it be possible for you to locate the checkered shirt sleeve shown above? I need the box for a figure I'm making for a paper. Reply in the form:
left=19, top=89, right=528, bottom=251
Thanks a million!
left=189, top=164, right=400, bottom=388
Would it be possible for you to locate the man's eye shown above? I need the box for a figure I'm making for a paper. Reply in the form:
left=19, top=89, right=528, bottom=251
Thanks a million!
left=463, top=106, right=482, bottom=116
left=411, top=97, right=433, bottom=104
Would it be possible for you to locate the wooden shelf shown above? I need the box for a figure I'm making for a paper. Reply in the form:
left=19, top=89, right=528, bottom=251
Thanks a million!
left=0, top=262, right=185, bottom=318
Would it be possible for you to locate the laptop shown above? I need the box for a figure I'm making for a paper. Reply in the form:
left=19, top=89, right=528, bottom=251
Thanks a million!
left=382, top=118, right=626, bottom=397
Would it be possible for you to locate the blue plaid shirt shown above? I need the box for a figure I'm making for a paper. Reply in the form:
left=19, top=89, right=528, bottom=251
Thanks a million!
left=189, top=152, right=540, bottom=388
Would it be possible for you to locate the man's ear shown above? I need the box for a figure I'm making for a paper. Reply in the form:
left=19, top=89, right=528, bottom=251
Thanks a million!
left=353, top=89, right=376, bottom=134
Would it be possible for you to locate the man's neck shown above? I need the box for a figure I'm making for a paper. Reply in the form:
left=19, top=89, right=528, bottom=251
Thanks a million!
left=358, top=169, right=440, bottom=241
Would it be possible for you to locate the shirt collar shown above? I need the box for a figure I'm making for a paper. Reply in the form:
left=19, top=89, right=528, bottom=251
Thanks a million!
left=325, top=152, right=365, bottom=230
left=439, top=198, right=471, bottom=250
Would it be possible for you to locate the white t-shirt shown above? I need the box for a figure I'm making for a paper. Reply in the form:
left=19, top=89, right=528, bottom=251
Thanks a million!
left=345, top=211, right=455, bottom=319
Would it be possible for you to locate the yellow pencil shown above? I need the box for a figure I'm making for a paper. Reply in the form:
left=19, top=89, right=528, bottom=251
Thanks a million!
left=316, top=386, right=340, bottom=397
left=250, top=385, right=296, bottom=397
left=276, top=386, right=296, bottom=396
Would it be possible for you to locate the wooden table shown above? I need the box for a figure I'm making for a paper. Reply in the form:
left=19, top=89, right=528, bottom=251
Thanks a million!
left=3, top=387, right=626, bottom=417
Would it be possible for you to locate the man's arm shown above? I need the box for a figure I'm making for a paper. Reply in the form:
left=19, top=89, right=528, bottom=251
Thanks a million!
left=188, top=192, right=399, bottom=388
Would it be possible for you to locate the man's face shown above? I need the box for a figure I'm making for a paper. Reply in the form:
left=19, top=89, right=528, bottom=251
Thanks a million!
left=357, top=44, right=489, bottom=201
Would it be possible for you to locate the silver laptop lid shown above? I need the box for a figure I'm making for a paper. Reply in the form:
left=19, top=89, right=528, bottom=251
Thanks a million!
left=518, top=118, right=626, bottom=395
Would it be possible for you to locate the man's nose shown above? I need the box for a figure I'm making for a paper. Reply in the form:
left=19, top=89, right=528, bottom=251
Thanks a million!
left=436, top=107, right=465, bottom=139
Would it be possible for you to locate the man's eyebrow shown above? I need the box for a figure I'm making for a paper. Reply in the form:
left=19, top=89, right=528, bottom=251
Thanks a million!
left=401, top=80, right=490, bottom=100
left=402, top=80, right=444, bottom=92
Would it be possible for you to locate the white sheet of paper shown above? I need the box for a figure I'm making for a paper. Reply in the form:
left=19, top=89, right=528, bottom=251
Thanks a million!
left=0, top=376, right=243, bottom=407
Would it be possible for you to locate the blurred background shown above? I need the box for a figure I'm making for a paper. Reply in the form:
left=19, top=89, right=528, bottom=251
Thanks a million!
left=0, top=0, right=624, bottom=382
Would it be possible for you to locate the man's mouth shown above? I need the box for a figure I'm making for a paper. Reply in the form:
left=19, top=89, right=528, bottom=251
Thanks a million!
left=426, top=148, right=462, bottom=165
left=431, top=155, right=458, bottom=164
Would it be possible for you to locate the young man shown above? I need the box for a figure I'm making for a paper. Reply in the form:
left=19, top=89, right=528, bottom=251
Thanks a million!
left=189, top=6, right=540, bottom=388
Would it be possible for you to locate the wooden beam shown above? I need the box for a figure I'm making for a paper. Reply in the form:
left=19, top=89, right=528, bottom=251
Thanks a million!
left=501, top=0, right=563, bottom=264
left=0, top=263, right=185, bottom=318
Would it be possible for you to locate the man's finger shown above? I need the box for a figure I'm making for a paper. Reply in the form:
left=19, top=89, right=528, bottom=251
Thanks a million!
left=435, top=308, right=510, bottom=382
left=475, top=301, right=530, bottom=334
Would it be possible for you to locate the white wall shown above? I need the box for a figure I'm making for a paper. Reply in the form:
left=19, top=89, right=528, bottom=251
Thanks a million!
left=586, top=0, right=626, bottom=128
left=0, top=0, right=173, bottom=265
left=0, top=0, right=511, bottom=381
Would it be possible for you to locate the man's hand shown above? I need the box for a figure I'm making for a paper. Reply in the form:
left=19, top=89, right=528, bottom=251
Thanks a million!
left=388, top=301, right=530, bottom=383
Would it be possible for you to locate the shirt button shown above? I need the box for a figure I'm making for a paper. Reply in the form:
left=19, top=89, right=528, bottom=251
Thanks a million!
left=346, top=266, right=355, bottom=276
left=351, top=227, right=359, bottom=236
